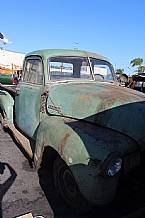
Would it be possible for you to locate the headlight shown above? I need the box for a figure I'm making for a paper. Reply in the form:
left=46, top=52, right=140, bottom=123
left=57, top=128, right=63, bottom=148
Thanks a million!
left=107, top=158, right=122, bottom=176
left=89, top=153, right=122, bottom=177
left=99, top=153, right=122, bottom=177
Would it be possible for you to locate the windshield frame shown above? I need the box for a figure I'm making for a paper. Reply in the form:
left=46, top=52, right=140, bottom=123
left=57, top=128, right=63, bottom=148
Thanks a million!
left=48, top=55, right=115, bottom=82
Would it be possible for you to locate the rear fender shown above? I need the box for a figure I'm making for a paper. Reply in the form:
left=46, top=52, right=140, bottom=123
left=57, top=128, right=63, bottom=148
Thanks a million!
left=0, top=90, right=14, bottom=124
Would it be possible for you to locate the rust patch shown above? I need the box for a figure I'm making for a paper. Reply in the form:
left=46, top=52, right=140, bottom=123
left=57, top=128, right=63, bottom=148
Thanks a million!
left=58, top=133, right=70, bottom=155
left=40, top=91, right=49, bottom=113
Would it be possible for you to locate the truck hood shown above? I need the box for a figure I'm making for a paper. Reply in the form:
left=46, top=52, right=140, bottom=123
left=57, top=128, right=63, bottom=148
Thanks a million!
left=47, top=82, right=145, bottom=148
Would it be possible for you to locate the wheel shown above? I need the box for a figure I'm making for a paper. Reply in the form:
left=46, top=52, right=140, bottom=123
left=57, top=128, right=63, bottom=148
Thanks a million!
left=53, top=156, right=90, bottom=211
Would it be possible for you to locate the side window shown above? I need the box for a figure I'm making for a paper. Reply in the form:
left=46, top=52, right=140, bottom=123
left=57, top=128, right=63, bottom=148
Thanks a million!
left=22, top=58, right=43, bottom=84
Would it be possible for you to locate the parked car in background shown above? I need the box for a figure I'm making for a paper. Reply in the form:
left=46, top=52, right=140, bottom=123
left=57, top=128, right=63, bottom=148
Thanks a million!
left=0, top=73, right=13, bottom=85
left=0, top=49, right=145, bottom=211
left=115, top=73, right=128, bottom=87
left=0, top=72, right=19, bottom=85
left=128, top=73, right=145, bottom=93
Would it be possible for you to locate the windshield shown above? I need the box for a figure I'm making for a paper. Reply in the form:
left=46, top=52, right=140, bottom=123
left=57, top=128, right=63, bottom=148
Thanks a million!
left=48, top=56, right=114, bottom=81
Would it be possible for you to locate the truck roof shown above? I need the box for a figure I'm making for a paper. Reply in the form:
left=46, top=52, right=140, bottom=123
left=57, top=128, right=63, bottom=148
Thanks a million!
left=26, top=49, right=109, bottom=62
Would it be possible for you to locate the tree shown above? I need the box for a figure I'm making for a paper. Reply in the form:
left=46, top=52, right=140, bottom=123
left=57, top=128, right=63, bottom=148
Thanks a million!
left=130, top=58, right=143, bottom=67
left=130, top=58, right=145, bottom=74
left=115, top=68, right=124, bottom=74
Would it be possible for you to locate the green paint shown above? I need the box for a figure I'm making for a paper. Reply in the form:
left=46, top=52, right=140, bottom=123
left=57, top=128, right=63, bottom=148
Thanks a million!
left=1, top=49, right=145, bottom=205
left=0, top=90, right=14, bottom=123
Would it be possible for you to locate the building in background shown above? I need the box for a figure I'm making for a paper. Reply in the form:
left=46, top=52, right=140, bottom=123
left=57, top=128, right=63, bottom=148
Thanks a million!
left=0, top=48, right=25, bottom=74
left=0, top=49, right=25, bottom=84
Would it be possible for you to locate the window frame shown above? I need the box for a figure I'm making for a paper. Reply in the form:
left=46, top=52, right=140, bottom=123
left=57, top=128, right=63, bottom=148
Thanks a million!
left=21, top=55, right=44, bottom=85
left=48, top=55, right=94, bottom=81
left=47, top=55, right=115, bottom=82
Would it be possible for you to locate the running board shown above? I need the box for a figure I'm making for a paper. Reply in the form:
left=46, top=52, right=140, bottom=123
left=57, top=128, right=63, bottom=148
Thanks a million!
left=6, top=123, right=33, bottom=158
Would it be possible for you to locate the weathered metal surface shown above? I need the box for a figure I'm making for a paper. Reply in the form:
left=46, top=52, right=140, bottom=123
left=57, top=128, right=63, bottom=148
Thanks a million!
left=0, top=89, right=14, bottom=123
left=34, top=114, right=138, bottom=169
left=47, top=82, right=145, bottom=150
left=47, top=82, right=145, bottom=118
left=8, top=123, right=33, bottom=158
left=58, top=132, right=71, bottom=156
left=34, top=116, right=90, bottom=166
left=15, top=83, right=43, bottom=138
left=27, top=49, right=109, bottom=62
left=40, top=90, right=49, bottom=113
left=1, top=48, right=145, bottom=206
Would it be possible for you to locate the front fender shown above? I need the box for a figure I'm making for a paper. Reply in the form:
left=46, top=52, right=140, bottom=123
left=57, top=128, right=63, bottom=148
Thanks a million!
left=34, top=115, right=138, bottom=169
left=34, top=116, right=90, bottom=167
left=0, top=90, right=14, bottom=123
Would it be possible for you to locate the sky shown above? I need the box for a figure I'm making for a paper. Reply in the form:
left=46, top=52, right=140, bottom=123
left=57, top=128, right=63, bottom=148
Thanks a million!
left=0, top=0, right=145, bottom=75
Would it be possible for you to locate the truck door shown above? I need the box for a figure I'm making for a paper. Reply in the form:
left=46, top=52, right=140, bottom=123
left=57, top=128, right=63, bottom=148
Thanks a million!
left=15, top=56, right=44, bottom=138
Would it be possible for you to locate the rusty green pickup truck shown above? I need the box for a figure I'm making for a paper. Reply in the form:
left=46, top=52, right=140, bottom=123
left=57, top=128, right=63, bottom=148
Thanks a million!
left=0, top=49, right=145, bottom=210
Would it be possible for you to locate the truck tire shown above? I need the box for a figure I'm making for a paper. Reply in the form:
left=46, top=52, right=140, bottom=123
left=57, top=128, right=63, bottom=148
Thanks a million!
left=53, top=155, right=90, bottom=212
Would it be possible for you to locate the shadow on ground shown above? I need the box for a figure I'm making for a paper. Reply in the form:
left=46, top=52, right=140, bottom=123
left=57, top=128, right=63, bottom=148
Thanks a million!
left=38, top=163, right=145, bottom=218
left=0, top=162, right=17, bottom=218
